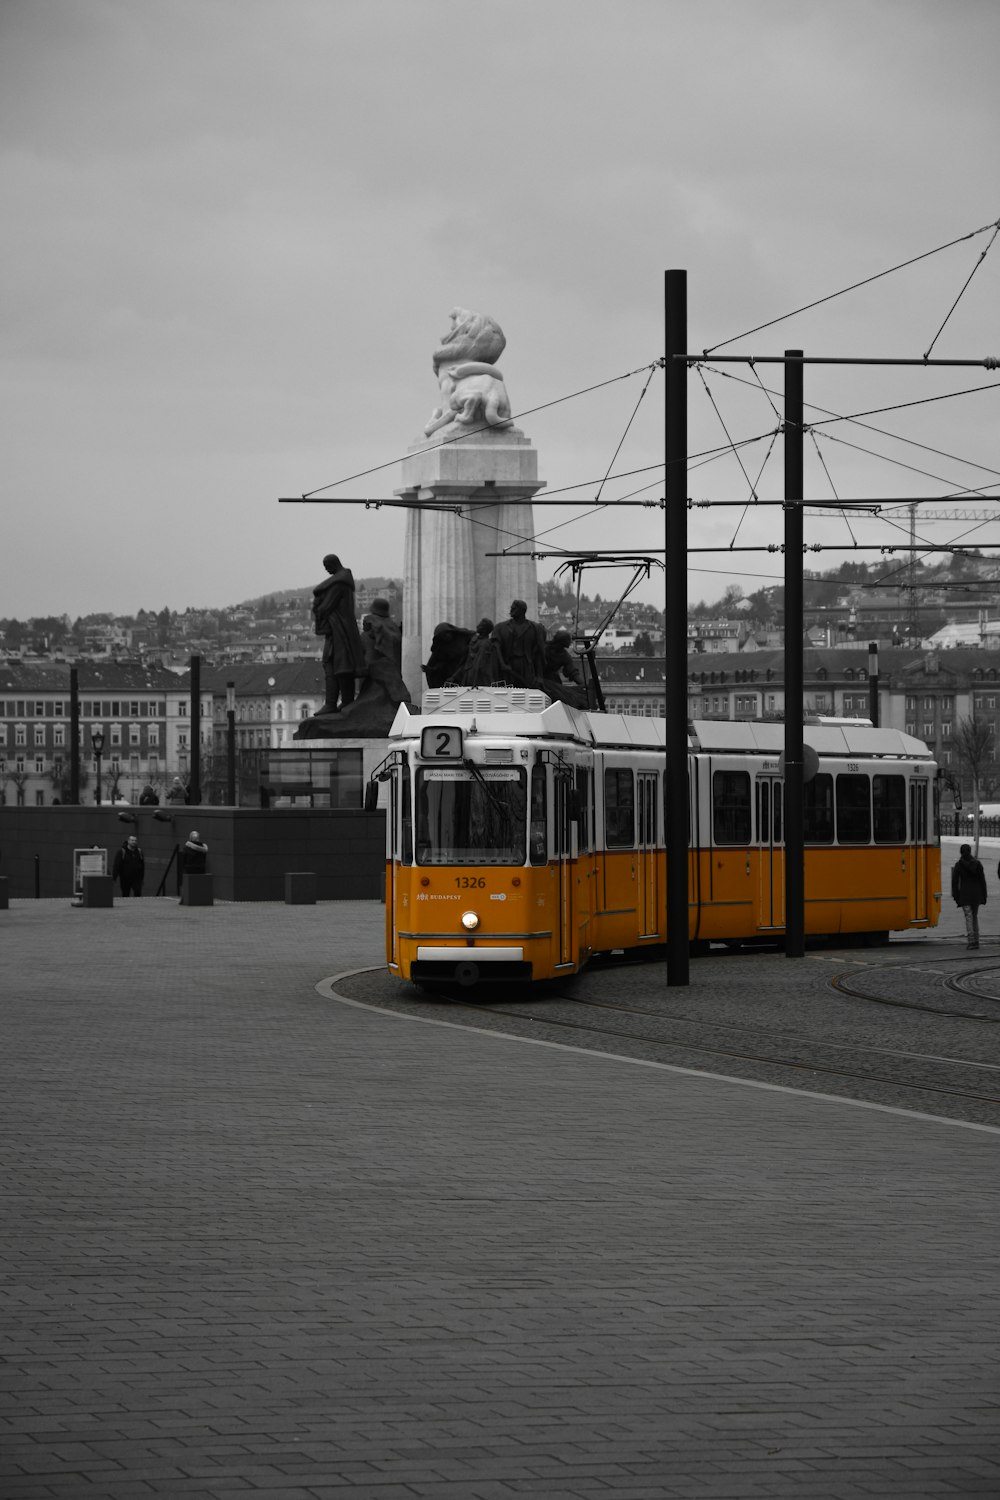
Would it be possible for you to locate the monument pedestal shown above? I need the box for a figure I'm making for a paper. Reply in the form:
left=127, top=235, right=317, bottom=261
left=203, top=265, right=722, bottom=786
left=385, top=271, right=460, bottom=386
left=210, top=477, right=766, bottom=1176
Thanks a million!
left=398, top=426, right=543, bottom=702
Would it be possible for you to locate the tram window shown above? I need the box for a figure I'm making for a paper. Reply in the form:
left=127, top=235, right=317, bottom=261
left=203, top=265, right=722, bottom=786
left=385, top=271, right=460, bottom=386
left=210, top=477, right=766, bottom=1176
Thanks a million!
left=712, top=770, right=751, bottom=845
left=873, top=774, right=906, bottom=843
left=401, top=772, right=413, bottom=865
left=530, top=764, right=547, bottom=864
left=416, top=767, right=527, bottom=865
left=803, top=773, right=834, bottom=844
left=757, top=781, right=769, bottom=844
left=605, top=768, right=635, bottom=848
left=554, top=776, right=573, bottom=857
left=575, top=766, right=591, bottom=850
left=836, top=773, right=872, bottom=844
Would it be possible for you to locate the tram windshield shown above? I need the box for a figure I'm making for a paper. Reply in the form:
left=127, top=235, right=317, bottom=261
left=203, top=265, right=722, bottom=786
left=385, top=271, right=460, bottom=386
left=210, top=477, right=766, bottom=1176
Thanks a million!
left=415, top=767, right=527, bottom=865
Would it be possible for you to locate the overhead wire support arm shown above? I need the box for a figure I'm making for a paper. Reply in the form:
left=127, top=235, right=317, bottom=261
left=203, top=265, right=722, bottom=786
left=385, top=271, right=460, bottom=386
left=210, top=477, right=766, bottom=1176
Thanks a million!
left=676, top=354, right=1000, bottom=368
left=278, top=494, right=667, bottom=508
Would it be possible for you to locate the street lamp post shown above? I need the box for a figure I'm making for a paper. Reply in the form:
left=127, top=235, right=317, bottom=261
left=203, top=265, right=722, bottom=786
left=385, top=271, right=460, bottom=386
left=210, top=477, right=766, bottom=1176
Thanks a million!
left=91, top=727, right=105, bottom=806
left=226, top=681, right=236, bottom=806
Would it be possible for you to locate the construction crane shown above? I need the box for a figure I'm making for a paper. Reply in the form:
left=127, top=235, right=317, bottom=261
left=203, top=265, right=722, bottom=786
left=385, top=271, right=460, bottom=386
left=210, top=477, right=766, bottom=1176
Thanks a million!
left=877, top=503, right=1000, bottom=636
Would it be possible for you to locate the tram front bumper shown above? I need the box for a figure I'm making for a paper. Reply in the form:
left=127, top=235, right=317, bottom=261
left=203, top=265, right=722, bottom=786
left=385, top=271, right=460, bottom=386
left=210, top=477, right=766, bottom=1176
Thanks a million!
left=412, top=946, right=530, bottom=986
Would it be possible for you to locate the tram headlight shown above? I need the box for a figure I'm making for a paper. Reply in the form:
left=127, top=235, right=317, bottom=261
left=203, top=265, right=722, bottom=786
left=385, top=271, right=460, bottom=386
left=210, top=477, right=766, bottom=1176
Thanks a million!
left=461, top=910, right=480, bottom=931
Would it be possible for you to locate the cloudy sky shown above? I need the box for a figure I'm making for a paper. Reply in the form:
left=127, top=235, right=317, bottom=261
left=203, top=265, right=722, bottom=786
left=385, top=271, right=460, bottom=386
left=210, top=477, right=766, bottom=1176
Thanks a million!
left=3, top=0, right=999, bottom=622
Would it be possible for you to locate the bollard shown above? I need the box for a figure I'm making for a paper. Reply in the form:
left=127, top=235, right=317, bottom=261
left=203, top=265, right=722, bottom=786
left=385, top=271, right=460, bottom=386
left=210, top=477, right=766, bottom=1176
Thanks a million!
left=180, top=873, right=214, bottom=907
left=284, top=872, right=316, bottom=906
left=81, top=875, right=114, bottom=908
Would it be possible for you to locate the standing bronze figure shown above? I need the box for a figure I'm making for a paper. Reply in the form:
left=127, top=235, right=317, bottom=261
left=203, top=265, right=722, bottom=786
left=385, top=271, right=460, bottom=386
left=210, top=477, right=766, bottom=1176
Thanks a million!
left=312, top=554, right=366, bottom=714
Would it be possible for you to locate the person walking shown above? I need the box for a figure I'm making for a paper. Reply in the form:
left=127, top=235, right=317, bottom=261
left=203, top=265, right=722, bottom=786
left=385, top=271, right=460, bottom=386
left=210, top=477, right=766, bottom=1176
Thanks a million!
left=166, top=777, right=188, bottom=805
left=112, top=834, right=145, bottom=898
left=952, top=843, right=987, bottom=949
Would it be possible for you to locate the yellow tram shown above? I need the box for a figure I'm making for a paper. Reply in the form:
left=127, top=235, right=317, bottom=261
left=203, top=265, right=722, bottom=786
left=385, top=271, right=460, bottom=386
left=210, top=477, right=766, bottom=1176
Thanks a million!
left=372, top=686, right=941, bottom=986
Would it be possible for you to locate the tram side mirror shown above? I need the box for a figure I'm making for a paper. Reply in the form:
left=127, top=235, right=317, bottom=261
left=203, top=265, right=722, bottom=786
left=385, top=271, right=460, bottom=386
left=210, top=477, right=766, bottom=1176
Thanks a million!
left=364, top=782, right=379, bottom=812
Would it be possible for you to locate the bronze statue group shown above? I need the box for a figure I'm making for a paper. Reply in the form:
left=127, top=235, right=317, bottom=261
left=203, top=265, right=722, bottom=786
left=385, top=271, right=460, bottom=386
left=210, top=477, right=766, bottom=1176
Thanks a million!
left=311, top=554, right=590, bottom=717
left=423, top=602, right=588, bottom=708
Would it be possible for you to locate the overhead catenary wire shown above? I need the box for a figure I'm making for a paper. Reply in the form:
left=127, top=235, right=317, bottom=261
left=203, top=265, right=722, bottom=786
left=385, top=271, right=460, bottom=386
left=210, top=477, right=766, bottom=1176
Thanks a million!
left=696, top=366, right=764, bottom=502
left=808, top=429, right=857, bottom=547
left=697, top=362, right=1000, bottom=482
left=804, top=377, right=1000, bottom=431
left=702, top=216, right=1000, bottom=354
left=592, top=361, right=658, bottom=506
left=813, top=428, right=1000, bottom=500
left=296, top=360, right=663, bottom=498
left=278, top=215, right=1000, bottom=617
left=924, top=219, right=1000, bottom=359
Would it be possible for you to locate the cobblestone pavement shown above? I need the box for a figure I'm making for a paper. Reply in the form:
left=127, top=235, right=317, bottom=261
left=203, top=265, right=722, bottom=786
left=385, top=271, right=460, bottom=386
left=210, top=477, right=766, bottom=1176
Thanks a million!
left=1, top=893, right=998, bottom=1499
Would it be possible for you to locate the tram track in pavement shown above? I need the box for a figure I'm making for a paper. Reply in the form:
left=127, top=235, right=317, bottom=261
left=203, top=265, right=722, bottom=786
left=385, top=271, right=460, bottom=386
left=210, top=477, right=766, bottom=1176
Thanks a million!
left=336, top=947, right=1000, bottom=1127
left=832, top=952, right=1000, bottom=1020
left=451, top=991, right=1000, bottom=1120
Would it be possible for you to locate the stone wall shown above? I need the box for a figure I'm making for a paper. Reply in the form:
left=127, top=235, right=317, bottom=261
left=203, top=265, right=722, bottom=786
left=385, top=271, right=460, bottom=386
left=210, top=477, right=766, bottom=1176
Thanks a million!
left=0, top=806, right=385, bottom=902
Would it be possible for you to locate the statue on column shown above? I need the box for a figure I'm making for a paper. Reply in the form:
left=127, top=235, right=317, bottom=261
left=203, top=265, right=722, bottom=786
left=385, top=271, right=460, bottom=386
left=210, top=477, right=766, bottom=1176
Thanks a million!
left=424, top=308, right=513, bottom=439
left=311, top=553, right=366, bottom=714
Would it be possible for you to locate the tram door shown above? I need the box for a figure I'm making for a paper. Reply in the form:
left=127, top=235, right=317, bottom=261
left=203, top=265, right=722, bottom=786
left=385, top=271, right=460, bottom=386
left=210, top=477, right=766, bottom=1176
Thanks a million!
left=910, top=778, right=929, bottom=921
left=554, top=771, right=576, bottom=968
left=756, top=775, right=785, bottom=929
left=387, top=768, right=413, bottom=968
left=387, top=773, right=400, bottom=966
left=636, top=772, right=661, bottom=937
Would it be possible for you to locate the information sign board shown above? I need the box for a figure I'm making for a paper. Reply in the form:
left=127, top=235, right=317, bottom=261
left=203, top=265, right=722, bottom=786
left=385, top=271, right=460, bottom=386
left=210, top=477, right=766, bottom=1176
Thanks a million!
left=73, top=847, right=107, bottom=896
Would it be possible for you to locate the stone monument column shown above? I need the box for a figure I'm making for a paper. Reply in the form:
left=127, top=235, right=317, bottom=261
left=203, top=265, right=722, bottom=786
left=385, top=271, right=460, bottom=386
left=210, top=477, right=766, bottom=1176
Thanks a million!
left=398, top=310, right=543, bottom=700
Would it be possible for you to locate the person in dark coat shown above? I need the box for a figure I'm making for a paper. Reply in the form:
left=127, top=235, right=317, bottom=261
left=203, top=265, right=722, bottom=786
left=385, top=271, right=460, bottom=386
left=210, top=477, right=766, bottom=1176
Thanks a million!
left=423, top=622, right=474, bottom=688
left=542, top=627, right=587, bottom=708
left=312, top=553, right=366, bottom=714
left=492, top=600, right=546, bottom=689
left=138, top=785, right=158, bottom=806
left=951, top=843, right=987, bottom=949
left=361, top=598, right=410, bottom=706
left=460, top=618, right=514, bottom=687
left=112, top=835, right=145, bottom=897
left=182, top=831, right=209, bottom=875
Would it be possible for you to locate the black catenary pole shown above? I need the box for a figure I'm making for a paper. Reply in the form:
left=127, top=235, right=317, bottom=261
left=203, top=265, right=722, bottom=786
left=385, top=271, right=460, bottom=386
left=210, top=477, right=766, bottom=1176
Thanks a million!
left=189, top=655, right=201, bottom=807
left=783, top=351, right=805, bottom=959
left=665, top=270, right=689, bottom=986
left=69, top=666, right=80, bottom=805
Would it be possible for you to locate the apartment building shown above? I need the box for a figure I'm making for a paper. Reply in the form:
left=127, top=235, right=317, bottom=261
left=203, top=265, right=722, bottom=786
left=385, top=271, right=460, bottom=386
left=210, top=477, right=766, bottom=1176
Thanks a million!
left=0, top=663, right=208, bottom=806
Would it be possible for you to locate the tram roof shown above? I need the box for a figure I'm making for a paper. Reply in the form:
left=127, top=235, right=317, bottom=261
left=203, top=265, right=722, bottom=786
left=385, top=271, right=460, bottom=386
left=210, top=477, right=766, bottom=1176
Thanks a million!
left=689, top=719, right=934, bottom=759
left=389, top=694, right=932, bottom=760
left=390, top=691, right=666, bottom=749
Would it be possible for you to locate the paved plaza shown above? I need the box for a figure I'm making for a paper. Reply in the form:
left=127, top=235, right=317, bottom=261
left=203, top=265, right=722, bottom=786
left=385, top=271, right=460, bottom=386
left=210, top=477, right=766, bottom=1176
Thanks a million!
left=1, top=877, right=998, bottom=1499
